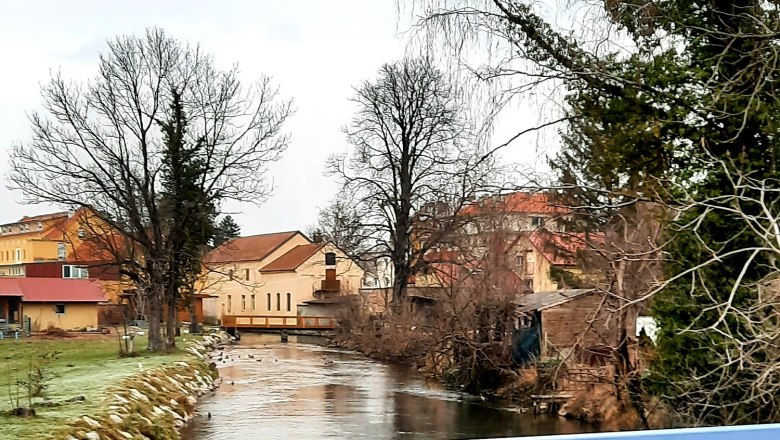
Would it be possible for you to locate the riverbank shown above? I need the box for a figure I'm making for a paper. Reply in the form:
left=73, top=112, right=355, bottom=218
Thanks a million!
left=0, top=332, right=229, bottom=439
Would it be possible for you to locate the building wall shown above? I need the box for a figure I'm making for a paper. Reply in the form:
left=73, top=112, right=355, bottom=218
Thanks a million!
left=212, top=242, right=364, bottom=320
left=24, top=302, right=99, bottom=332
left=203, top=233, right=310, bottom=317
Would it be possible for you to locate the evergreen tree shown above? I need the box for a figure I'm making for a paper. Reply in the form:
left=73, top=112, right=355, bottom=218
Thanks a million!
left=159, top=89, right=216, bottom=341
left=212, top=215, right=241, bottom=247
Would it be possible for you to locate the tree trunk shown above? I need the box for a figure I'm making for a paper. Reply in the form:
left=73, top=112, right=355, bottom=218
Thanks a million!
left=188, top=292, right=200, bottom=334
left=392, top=264, right=410, bottom=305
left=147, top=283, right=165, bottom=352
left=165, top=293, right=177, bottom=348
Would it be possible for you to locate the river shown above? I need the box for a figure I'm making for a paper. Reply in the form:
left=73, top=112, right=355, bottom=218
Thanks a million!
left=182, top=334, right=595, bottom=439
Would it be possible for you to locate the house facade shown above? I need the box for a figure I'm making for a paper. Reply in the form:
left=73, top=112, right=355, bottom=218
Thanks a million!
left=202, top=231, right=364, bottom=323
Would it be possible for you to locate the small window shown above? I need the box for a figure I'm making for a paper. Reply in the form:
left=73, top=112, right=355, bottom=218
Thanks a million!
left=276, top=292, right=281, bottom=311
left=77, top=228, right=87, bottom=238
left=325, top=252, right=336, bottom=266
left=241, top=295, right=246, bottom=311
left=63, top=265, right=89, bottom=279
left=245, top=268, right=250, bottom=281
left=531, top=216, right=543, bottom=227
left=267, top=293, right=271, bottom=311
left=251, top=294, right=256, bottom=311
left=227, top=295, right=232, bottom=313
left=37, top=222, right=43, bottom=230
left=522, top=279, right=534, bottom=292
left=228, top=269, right=234, bottom=280
left=54, top=304, right=66, bottom=314
left=286, top=293, right=291, bottom=312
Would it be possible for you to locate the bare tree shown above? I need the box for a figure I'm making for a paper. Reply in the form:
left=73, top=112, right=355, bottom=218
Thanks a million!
left=9, top=28, right=292, bottom=351
left=328, top=57, right=495, bottom=304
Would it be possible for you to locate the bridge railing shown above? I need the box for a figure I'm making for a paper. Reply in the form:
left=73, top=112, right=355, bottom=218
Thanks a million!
left=221, top=315, right=337, bottom=329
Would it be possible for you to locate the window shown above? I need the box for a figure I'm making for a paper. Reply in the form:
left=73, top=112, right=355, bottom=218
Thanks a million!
left=54, top=304, right=66, bottom=314
left=63, top=265, right=89, bottom=279
left=286, top=293, right=291, bottom=312
left=251, top=294, right=256, bottom=311
left=531, top=216, right=543, bottom=228
left=241, top=295, right=246, bottom=311
left=525, top=250, right=535, bottom=275
left=267, top=293, right=271, bottom=311
left=522, top=279, right=533, bottom=292
left=245, top=268, right=250, bottom=281
left=57, top=243, right=66, bottom=260
left=37, top=222, right=43, bottom=230
left=325, top=252, right=336, bottom=266
left=227, top=295, right=232, bottom=313
left=77, top=228, right=87, bottom=238
left=14, top=249, right=21, bottom=263
left=276, top=292, right=281, bottom=311
left=228, top=269, right=234, bottom=280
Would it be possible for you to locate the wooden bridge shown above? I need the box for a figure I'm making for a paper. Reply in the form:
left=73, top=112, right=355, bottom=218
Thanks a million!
left=221, top=315, right=337, bottom=331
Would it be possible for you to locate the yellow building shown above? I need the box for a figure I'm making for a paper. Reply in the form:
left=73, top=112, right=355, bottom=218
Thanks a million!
left=202, top=231, right=364, bottom=323
left=0, top=209, right=129, bottom=304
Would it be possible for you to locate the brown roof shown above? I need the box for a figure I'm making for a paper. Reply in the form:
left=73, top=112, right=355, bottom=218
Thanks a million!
left=260, top=243, right=324, bottom=273
left=204, top=231, right=301, bottom=264
left=514, top=289, right=595, bottom=313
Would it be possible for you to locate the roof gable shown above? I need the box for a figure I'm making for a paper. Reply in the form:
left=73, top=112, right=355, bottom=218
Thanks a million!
left=260, top=243, right=325, bottom=273
left=204, top=231, right=304, bottom=264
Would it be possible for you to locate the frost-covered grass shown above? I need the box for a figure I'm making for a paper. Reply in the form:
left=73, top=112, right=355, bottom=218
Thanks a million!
left=0, top=335, right=195, bottom=439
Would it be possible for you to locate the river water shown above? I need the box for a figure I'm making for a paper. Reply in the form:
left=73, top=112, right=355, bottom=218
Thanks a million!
left=183, top=334, right=594, bottom=439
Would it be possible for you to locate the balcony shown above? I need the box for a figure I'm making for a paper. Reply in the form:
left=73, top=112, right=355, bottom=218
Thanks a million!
left=319, top=278, right=341, bottom=293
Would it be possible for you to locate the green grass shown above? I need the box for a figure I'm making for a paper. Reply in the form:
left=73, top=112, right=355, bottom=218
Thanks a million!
left=0, top=335, right=197, bottom=439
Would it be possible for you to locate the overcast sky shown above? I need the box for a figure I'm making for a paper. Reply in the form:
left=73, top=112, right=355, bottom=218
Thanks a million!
left=0, top=1, right=553, bottom=236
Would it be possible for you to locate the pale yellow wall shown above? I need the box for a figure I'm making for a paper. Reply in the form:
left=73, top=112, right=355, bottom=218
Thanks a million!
left=209, top=241, right=364, bottom=320
left=24, top=302, right=99, bottom=332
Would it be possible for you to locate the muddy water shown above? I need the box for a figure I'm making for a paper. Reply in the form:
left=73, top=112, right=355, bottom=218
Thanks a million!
left=182, top=334, right=594, bottom=439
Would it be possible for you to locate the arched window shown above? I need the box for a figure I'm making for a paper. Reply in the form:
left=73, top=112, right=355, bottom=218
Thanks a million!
left=267, top=293, right=271, bottom=311
left=286, top=293, right=291, bottom=312
left=276, top=292, right=281, bottom=311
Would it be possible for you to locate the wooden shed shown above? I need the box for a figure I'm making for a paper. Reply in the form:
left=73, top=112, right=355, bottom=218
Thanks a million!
left=512, top=289, right=628, bottom=364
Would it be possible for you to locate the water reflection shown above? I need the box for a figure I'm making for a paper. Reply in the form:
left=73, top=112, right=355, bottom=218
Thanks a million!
left=183, top=333, right=593, bottom=439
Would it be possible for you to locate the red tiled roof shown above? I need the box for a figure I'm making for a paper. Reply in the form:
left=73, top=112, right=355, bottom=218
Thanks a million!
left=0, top=278, right=106, bottom=302
left=260, top=243, right=324, bottom=273
left=461, top=192, right=570, bottom=216
left=204, top=231, right=301, bottom=264
left=526, top=230, right=600, bottom=266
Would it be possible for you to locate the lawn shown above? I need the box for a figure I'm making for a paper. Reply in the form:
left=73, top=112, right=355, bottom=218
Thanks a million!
left=0, top=334, right=196, bottom=439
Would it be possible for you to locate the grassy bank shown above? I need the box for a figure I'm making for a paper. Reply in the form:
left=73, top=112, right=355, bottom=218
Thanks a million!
left=0, top=335, right=195, bottom=439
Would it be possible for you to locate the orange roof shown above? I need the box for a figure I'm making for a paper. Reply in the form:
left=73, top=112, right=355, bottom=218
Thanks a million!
left=17, top=212, right=69, bottom=223
left=204, top=231, right=301, bottom=264
left=461, top=192, right=570, bottom=216
left=260, top=243, right=324, bottom=273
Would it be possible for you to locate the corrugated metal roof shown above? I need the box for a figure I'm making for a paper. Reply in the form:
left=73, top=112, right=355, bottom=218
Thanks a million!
left=260, top=243, right=324, bottom=273
left=204, top=231, right=301, bottom=264
left=513, top=289, right=594, bottom=313
left=0, top=278, right=106, bottom=302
